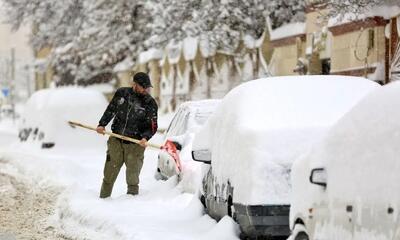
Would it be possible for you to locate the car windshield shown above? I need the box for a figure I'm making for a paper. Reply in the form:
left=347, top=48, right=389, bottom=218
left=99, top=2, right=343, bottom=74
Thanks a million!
left=166, top=102, right=219, bottom=138
left=193, top=110, right=214, bottom=126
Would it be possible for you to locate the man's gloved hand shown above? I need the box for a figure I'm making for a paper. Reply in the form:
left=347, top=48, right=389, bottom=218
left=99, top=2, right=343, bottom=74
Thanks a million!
left=96, top=126, right=105, bottom=135
left=139, top=138, right=147, bottom=148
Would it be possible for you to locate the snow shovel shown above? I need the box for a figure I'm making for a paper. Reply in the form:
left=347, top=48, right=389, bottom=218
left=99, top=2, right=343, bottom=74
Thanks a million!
left=68, top=121, right=182, bottom=171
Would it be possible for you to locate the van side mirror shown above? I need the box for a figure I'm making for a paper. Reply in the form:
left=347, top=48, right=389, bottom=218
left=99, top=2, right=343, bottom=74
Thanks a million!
left=310, top=168, right=327, bottom=188
left=192, top=150, right=211, bottom=164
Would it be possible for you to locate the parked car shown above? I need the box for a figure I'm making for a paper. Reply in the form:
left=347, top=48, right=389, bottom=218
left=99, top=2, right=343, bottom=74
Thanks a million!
left=155, top=99, right=220, bottom=184
left=18, top=87, right=109, bottom=150
left=289, top=81, right=400, bottom=240
left=191, top=75, right=380, bottom=239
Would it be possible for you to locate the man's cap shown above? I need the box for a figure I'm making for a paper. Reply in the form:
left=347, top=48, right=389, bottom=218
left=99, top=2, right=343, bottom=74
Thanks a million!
left=133, top=72, right=152, bottom=88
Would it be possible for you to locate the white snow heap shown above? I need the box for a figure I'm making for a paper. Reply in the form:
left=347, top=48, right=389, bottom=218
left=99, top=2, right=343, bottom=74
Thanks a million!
left=84, top=83, right=115, bottom=94
left=19, top=87, right=109, bottom=151
left=328, top=0, right=400, bottom=26
left=183, top=36, right=199, bottom=61
left=138, top=48, right=163, bottom=65
left=271, top=22, right=306, bottom=41
left=193, top=75, right=379, bottom=205
left=167, top=41, right=182, bottom=64
left=113, top=57, right=134, bottom=72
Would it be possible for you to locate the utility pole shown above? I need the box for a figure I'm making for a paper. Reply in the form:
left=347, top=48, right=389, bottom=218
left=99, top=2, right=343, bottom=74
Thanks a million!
left=25, top=64, right=31, bottom=97
left=10, top=48, right=16, bottom=122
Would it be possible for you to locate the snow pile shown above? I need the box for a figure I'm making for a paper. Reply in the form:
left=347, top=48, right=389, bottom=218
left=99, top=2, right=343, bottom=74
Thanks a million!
left=113, top=57, right=134, bottom=72
left=183, top=37, right=198, bottom=61
left=167, top=41, right=182, bottom=64
left=139, top=48, right=163, bottom=64
left=18, top=87, right=109, bottom=152
left=84, top=83, right=115, bottom=94
left=271, top=22, right=305, bottom=41
left=194, top=75, right=379, bottom=205
left=328, top=5, right=400, bottom=27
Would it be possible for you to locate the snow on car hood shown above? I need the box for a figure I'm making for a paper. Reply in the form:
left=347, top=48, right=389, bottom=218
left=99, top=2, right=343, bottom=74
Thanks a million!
left=193, top=75, right=379, bottom=205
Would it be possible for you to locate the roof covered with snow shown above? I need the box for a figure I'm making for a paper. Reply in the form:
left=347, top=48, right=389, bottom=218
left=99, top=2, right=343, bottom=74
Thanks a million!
left=138, top=48, right=163, bottom=64
left=167, top=41, right=182, bottom=64
left=183, top=37, right=199, bottom=60
left=328, top=5, right=400, bottom=27
left=113, top=57, right=134, bottom=72
left=271, top=22, right=306, bottom=41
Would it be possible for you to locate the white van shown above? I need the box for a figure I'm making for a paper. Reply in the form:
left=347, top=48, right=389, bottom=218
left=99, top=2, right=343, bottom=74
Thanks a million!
left=192, top=76, right=379, bottom=238
left=289, top=82, right=400, bottom=240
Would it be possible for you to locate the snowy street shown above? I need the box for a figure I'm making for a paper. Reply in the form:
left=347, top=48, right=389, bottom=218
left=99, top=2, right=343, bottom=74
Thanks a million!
left=0, top=157, right=62, bottom=240
left=0, top=118, right=239, bottom=240
left=1, top=0, right=400, bottom=239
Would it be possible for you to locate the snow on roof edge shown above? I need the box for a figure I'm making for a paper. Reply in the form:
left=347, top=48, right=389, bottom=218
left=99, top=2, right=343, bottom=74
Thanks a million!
left=271, top=22, right=306, bottom=41
left=328, top=5, right=400, bottom=27
left=113, top=57, right=134, bottom=72
left=138, top=48, right=163, bottom=64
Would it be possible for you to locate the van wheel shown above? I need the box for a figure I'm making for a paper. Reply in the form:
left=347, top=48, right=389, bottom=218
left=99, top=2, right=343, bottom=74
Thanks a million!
left=295, top=232, right=309, bottom=240
left=293, top=224, right=309, bottom=240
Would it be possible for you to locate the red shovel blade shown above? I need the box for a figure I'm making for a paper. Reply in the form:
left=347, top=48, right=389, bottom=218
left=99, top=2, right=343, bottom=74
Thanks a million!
left=161, top=140, right=182, bottom=173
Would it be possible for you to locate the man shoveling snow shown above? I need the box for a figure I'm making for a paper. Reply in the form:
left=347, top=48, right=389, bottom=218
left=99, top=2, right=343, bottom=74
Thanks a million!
left=96, top=72, right=158, bottom=198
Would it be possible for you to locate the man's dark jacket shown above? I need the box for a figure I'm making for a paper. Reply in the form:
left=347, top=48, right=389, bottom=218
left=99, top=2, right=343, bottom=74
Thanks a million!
left=98, top=87, right=158, bottom=140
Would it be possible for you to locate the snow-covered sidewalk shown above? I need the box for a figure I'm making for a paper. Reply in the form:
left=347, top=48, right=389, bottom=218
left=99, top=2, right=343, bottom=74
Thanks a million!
left=0, top=119, right=239, bottom=240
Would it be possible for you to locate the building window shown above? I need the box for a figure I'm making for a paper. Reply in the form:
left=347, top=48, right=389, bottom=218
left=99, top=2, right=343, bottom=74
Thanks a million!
left=321, top=58, right=331, bottom=75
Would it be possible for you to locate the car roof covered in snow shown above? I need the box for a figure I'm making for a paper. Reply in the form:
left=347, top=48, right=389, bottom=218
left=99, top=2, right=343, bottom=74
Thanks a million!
left=178, top=99, right=221, bottom=112
left=193, top=75, right=379, bottom=205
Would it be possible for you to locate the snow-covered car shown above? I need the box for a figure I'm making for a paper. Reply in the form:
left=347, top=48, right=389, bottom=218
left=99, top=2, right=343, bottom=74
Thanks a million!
left=156, top=99, right=220, bottom=184
left=289, top=81, right=400, bottom=240
left=191, top=75, right=380, bottom=238
left=18, top=87, right=109, bottom=150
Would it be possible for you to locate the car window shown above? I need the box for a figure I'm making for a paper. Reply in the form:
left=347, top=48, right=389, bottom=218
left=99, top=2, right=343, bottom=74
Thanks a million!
left=166, top=109, right=189, bottom=137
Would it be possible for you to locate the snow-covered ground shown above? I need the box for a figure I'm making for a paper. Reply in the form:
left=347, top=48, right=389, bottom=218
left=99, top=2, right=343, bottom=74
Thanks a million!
left=0, top=113, right=239, bottom=239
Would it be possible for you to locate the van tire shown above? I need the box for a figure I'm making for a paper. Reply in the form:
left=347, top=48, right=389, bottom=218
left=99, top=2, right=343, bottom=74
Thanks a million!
left=294, top=231, right=309, bottom=240
left=293, top=224, right=309, bottom=240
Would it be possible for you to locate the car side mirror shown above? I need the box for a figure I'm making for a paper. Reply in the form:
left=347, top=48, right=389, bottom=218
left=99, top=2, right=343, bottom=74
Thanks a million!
left=309, top=168, right=327, bottom=188
left=192, top=149, right=211, bottom=164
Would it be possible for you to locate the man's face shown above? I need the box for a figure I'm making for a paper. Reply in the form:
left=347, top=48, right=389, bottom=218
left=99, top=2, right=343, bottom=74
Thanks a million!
left=133, top=82, right=148, bottom=95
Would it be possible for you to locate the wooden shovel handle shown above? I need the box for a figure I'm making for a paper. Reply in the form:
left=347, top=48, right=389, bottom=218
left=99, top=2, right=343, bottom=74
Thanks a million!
left=68, top=121, right=162, bottom=149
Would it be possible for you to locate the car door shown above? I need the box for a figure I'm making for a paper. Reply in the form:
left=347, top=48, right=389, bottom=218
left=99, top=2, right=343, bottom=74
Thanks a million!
left=352, top=202, right=396, bottom=240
